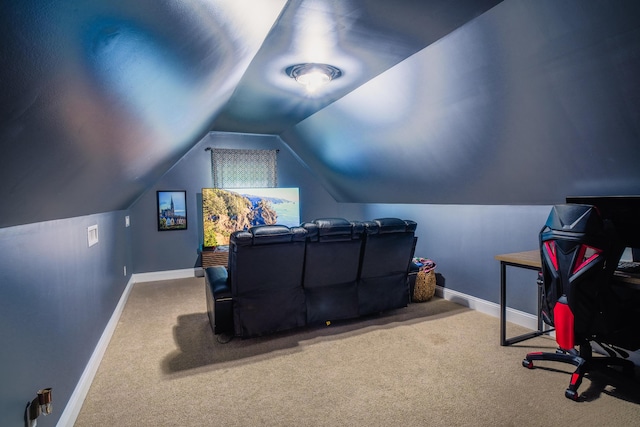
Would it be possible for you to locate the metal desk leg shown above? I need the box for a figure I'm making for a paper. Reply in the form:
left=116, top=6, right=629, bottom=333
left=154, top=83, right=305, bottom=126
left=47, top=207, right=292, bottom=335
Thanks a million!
left=500, top=261, right=551, bottom=346
left=500, top=261, right=507, bottom=346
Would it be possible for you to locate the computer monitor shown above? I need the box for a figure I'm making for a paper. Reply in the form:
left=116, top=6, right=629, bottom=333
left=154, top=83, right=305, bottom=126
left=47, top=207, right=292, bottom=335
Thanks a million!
left=566, top=196, right=640, bottom=261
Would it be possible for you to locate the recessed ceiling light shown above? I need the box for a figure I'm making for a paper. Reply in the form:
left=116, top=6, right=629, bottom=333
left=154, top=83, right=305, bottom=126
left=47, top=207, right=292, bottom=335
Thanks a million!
left=286, top=63, right=342, bottom=93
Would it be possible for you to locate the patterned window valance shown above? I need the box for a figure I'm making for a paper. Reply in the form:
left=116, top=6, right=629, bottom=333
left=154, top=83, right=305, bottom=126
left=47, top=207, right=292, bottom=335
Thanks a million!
left=210, top=148, right=277, bottom=188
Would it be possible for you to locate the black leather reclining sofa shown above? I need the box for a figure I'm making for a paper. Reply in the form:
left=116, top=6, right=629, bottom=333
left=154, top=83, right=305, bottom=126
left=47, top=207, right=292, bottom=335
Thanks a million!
left=205, top=217, right=417, bottom=338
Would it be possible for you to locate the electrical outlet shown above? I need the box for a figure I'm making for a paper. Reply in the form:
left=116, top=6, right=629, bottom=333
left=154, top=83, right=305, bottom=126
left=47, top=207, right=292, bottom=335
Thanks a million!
left=123, top=266, right=127, bottom=276
left=125, top=215, right=130, bottom=227
left=87, top=225, right=99, bottom=247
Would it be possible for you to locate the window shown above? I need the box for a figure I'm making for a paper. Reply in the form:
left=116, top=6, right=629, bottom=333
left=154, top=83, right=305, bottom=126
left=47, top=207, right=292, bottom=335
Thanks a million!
left=210, top=148, right=277, bottom=188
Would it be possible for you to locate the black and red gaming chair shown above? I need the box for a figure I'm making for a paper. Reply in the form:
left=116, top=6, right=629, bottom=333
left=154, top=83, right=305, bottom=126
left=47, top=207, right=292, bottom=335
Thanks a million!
left=522, top=204, right=637, bottom=400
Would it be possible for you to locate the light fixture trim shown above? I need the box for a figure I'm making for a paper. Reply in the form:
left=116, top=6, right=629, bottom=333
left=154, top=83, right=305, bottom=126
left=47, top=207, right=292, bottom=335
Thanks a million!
left=286, top=63, right=342, bottom=92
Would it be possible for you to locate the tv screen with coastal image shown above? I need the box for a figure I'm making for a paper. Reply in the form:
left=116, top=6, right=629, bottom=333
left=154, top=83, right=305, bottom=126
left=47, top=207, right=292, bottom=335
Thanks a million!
left=202, top=187, right=301, bottom=249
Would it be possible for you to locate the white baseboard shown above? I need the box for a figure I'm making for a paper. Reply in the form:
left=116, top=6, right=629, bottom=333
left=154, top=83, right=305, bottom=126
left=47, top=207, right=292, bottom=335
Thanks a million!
left=57, top=276, right=136, bottom=426
left=57, top=268, right=198, bottom=426
left=435, top=286, right=539, bottom=331
left=131, top=268, right=197, bottom=283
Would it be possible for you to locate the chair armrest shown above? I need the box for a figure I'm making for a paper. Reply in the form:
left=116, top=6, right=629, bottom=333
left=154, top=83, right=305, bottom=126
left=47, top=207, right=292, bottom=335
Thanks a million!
left=205, top=266, right=231, bottom=298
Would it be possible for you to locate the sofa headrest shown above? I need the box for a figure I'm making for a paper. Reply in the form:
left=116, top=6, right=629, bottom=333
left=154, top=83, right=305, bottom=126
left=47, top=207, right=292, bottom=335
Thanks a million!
left=230, top=230, right=253, bottom=246
left=404, top=220, right=417, bottom=232
left=303, top=218, right=364, bottom=242
left=365, top=218, right=417, bottom=235
left=231, top=225, right=307, bottom=246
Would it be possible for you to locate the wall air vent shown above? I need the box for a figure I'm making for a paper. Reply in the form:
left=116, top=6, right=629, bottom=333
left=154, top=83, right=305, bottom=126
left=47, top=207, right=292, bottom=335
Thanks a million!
left=88, top=224, right=99, bottom=247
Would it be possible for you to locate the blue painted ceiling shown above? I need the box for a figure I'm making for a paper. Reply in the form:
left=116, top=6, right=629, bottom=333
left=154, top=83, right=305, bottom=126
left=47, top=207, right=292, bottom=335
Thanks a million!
left=1, top=0, right=640, bottom=228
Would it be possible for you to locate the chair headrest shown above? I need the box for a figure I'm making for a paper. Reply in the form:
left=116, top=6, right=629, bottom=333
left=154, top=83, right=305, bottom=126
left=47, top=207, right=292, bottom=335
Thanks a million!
left=303, top=218, right=364, bottom=242
left=545, top=204, right=603, bottom=234
left=365, top=218, right=417, bottom=235
left=231, top=225, right=307, bottom=246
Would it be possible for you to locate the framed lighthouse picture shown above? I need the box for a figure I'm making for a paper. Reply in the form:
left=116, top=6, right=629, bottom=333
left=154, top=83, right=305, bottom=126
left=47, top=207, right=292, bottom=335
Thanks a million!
left=157, top=190, right=187, bottom=231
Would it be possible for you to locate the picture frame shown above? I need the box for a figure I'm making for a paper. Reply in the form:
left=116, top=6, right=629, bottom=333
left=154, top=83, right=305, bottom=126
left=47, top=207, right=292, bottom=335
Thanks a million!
left=157, top=190, right=187, bottom=231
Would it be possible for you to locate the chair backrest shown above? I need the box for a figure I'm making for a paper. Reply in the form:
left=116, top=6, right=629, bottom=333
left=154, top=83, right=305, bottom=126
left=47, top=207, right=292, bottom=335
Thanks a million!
left=229, top=224, right=307, bottom=337
left=301, top=218, right=364, bottom=324
left=539, top=204, right=616, bottom=344
left=358, top=218, right=417, bottom=316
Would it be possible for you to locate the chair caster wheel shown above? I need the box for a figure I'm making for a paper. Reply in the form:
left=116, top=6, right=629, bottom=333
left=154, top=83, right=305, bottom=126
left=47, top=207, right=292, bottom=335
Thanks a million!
left=565, top=389, right=578, bottom=401
left=522, top=359, right=534, bottom=369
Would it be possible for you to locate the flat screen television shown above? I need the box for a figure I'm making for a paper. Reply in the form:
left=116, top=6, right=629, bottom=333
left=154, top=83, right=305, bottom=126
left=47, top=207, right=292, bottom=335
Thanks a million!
left=202, top=187, right=301, bottom=249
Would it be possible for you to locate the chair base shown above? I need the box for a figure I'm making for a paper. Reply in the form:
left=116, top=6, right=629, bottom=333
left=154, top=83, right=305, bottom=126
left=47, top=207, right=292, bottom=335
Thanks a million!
left=522, top=342, right=635, bottom=400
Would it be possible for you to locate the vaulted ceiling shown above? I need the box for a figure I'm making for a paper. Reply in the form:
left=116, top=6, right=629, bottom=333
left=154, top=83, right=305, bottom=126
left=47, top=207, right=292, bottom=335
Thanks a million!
left=212, top=0, right=502, bottom=134
left=2, top=0, right=640, bottom=228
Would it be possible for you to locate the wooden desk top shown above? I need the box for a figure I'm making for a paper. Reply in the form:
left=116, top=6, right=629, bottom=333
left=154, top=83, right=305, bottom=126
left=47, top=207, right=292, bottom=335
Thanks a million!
left=614, top=270, right=640, bottom=286
left=494, top=250, right=541, bottom=268
left=495, top=249, right=640, bottom=288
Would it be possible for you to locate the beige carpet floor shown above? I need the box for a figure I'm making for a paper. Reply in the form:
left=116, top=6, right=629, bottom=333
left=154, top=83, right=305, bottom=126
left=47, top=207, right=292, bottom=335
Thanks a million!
left=74, top=277, right=640, bottom=426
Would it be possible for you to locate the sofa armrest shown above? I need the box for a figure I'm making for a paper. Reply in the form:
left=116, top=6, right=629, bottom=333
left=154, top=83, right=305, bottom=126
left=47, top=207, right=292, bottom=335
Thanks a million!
left=205, top=266, right=234, bottom=335
left=205, top=266, right=231, bottom=298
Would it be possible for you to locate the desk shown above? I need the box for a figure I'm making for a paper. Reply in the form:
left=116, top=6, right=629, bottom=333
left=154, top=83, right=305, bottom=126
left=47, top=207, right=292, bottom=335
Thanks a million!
left=496, top=250, right=640, bottom=346
left=495, top=250, right=546, bottom=346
